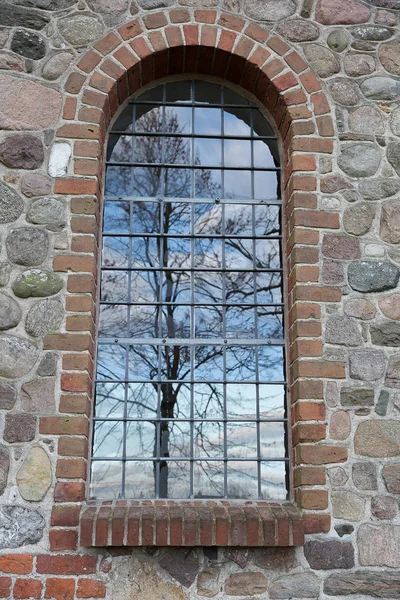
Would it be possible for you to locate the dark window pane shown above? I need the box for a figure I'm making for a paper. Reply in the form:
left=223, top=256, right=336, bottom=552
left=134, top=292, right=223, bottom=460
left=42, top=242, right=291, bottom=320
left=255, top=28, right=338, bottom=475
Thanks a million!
left=166, top=80, right=191, bottom=103
left=113, top=104, right=133, bottom=132
left=195, top=81, right=221, bottom=104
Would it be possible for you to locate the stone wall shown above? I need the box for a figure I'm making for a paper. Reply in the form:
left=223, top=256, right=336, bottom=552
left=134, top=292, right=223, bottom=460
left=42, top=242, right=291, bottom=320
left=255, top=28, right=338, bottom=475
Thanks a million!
left=0, top=0, right=400, bottom=598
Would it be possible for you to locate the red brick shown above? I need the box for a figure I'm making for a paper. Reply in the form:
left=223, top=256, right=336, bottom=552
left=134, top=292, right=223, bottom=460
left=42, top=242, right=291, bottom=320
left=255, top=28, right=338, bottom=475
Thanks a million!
left=293, top=360, right=345, bottom=379
left=218, top=12, right=245, bottom=31
left=39, top=416, right=88, bottom=436
left=294, top=466, right=326, bottom=486
left=45, top=578, right=75, bottom=600
left=61, top=373, right=90, bottom=393
left=67, top=274, right=95, bottom=294
left=144, top=12, right=167, bottom=29
left=293, top=402, right=326, bottom=422
left=118, top=19, right=143, bottom=41
left=49, top=529, right=78, bottom=551
left=130, top=37, right=152, bottom=59
left=77, top=50, right=102, bottom=73
left=296, top=444, right=348, bottom=465
left=300, top=71, right=321, bottom=93
left=317, top=115, right=334, bottom=137
left=291, top=137, right=333, bottom=154
left=71, top=237, right=97, bottom=253
left=66, top=296, right=94, bottom=313
left=245, top=23, right=268, bottom=43
left=44, top=333, right=92, bottom=352
left=170, top=9, right=190, bottom=23
left=267, top=35, right=290, bottom=55
left=58, top=436, right=88, bottom=458
left=0, top=555, right=32, bottom=575
left=312, top=92, right=330, bottom=115
left=53, top=255, right=95, bottom=273
left=298, top=489, right=328, bottom=510
left=77, top=580, right=106, bottom=599
left=63, top=97, right=77, bottom=120
left=54, top=482, right=86, bottom=503
left=292, top=380, right=324, bottom=402
left=14, top=579, right=42, bottom=600
left=113, top=46, right=138, bottom=70
left=89, top=71, right=114, bottom=93
left=165, top=26, right=183, bottom=48
left=285, top=51, right=308, bottom=73
left=0, top=577, right=11, bottom=598
left=57, top=124, right=100, bottom=140
left=59, top=395, right=91, bottom=415
left=62, top=354, right=92, bottom=371
left=56, top=458, right=87, bottom=479
left=51, top=505, right=80, bottom=527
left=65, top=72, right=86, bottom=94
left=194, top=9, right=216, bottom=23
left=82, top=89, right=108, bottom=110
left=94, top=32, right=120, bottom=55
left=303, top=513, right=331, bottom=534
left=74, top=141, right=100, bottom=159
left=54, top=179, right=98, bottom=195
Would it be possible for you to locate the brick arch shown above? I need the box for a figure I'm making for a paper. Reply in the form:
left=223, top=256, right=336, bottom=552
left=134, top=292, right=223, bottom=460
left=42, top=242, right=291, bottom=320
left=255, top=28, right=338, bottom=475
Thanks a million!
left=47, top=9, right=346, bottom=547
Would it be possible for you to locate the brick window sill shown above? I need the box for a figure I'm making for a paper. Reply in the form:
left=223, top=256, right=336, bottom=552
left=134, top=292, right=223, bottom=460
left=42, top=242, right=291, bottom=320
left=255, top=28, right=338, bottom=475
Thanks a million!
left=80, top=501, right=304, bottom=547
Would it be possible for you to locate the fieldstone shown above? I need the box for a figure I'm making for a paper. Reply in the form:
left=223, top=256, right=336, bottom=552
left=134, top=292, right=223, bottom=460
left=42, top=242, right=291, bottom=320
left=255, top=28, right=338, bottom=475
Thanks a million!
left=11, top=30, right=46, bottom=60
left=335, top=524, right=354, bottom=537
left=380, top=294, right=400, bottom=320
left=330, top=411, right=351, bottom=440
left=371, top=322, right=400, bottom=346
left=383, top=464, right=400, bottom=493
left=0, top=264, right=11, bottom=288
left=0, top=505, right=45, bottom=549
left=352, top=462, right=377, bottom=489
left=322, top=260, right=344, bottom=285
left=11, top=0, right=77, bottom=7
left=224, top=573, right=268, bottom=596
left=355, top=420, right=400, bottom=457
left=4, top=414, right=36, bottom=443
left=0, top=383, right=16, bottom=410
left=359, top=524, right=400, bottom=567
left=243, top=0, right=296, bottom=21
left=348, top=261, right=400, bottom=292
left=349, top=350, right=386, bottom=381
left=342, top=190, right=361, bottom=203
left=254, top=548, right=298, bottom=571
left=25, top=299, right=64, bottom=338
left=359, top=177, right=400, bottom=200
left=42, top=52, right=74, bottom=80
left=12, top=269, right=63, bottom=298
left=361, top=76, right=400, bottom=101
left=58, top=14, right=103, bottom=46
left=48, top=143, right=72, bottom=178
left=326, top=315, right=362, bottom=347
left=0, top=30, right=8, bottom=48
left=349, top=106, right=384, bottom=135
left=224, top=549, right=248, bottom=569
left=332, top=491, right=365, bottom=521
left=304, top=540, right=354, bottom=570
left=351, top=25, right=392, bottom=40
left=0, top=292, right=22, bottom=331
left=0, top=51, right=25, bottom=72
left=379, top=41, right=400, bottom=75
left=381, top=201, right=400, bottom=244
left=338, top=144, right=381, bottom=178
left=268, top=573, right=320, bottom=599
left=197, top=568, right=220, bottom=598
left=27, top=198, right=64, bottom=225
left=328, top=466, right=348, bottom=486
left=388, top=140, right=400, bottom=176
left=322, top=233, right=361, bottom=259
left=159, top=549, right=199, bottom=588
left=371, top=496, right=397, bottom=520
left=329, top=78, right=361, bottom=105
left=376, top=9, right=398, bottom=26
left=276, top=19, right=320, bottom=42
left=327, top=29, right=350, bottom=52
left=0, top=336, right=38, bottom=379
left=0, top=181, right=24, bottom=225
left=37, top=353, right=56, bottom=377
left=87, top=0, right=129, bottom=24
left=326, top=381, right=339, bottom=407
left=0, top=135, right=44, bottom=170
left=21, top=378, right=55, bottom=413
left=386, top=355, right=400, bottom=388
left=390, top=108, right=400, bottom=136
left=376, top=389, right=390, bottom=416
left=6, top=228, right=48, bottom=267
left=137, top=0, right=174, bottom=7
left=112, top=557, right=187, bottom=600
left=345, top=298, right=376, bottom=320
left=325, top=571, right=400, bottom=597
left=345, top=53, right=376, bottom=76
left=365, top=244, right=385, bottom=257
left=321, top=174, right=352, bottom=194
left=303, top=44, right=340, bottom=78
left=341, top=387, right=374, bottom=407
left=316, top=0, right=370, bottom=24
left=343, top=203, right=375, bottom=236
left=0, top=5, right=49, bottom=30
left=21, top=174, right=52, bottom=198
left=16, top=446, right=51, bottom=502
left=0, top=446, right=9, bottom=497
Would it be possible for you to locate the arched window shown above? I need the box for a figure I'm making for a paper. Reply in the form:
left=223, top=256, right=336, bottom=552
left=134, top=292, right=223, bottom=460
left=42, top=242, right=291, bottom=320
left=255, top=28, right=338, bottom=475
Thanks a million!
left=90, top=79, right=288, bottom=501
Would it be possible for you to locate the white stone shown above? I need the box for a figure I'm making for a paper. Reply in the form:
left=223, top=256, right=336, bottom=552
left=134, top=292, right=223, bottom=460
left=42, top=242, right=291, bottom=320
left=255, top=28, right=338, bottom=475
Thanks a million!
left=48, top=143, right=72, bottom=177
left=365, top=244, right=385, bottom=257
left=321, top=196, right=340, bottom=210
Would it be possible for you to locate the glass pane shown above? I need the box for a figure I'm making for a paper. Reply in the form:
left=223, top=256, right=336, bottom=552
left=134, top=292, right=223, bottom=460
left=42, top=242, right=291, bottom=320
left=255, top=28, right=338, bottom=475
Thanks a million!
left=128, top=345, right=159, bottom=380
left=225, top=204, right=253, bottom=235
left=194, top=138, right=222, bottom=167
left=140, top=85, right=163, bottom=102
left=224, top=87, right=249, bottom=105
left=162, top=271, right=191, bottom=303
left=132, top=237, right=159, bottom=267
left=125, top=461, right=155, bottom=498
left=255, top=171, right=280, bottom=200
left=162, top=421, right=191, bottom=457
left=224, top=140, right=252, bottom=168
left=113, top=104, right=133, bottom=132
left=195, top=107, right=221, bottom=135
left=132, top=166, right=161, bottom=197
left=225, top=238, right=254, bottom=269
left=174, top=384, right=191, bottom=419
left=194, top=203, right=222, bottom=234
left=227, top=422, right=257, bottom=458
left=195, top=272, right=223, bottom=303
left=108, top=134, right=133, bottom=162
left=260, top=422, right=286, bottom=458
left=226, top=306, right=255, bottom=338
left=161, top=345, right=191, bottom=381
left=93, top=421, right=124, bottom=458
left=253, top=110, right=275, bottom=137
left=165, top=137, right=191, bottom=165
left=224, top=108, right=252, bottom=136
left=194, top=461, right=224, bottom=498
left=195, top=81, right=221, bottom=104
left=135, top=105, right=162, bottom=132
left=164, top=202, right=191, bottom=234
left=194, top=384, right=224, bottom=420
left=166, top=80, right=191, bottom=102
left=126, top=421, right=156, bottom=458
left=226, top=384, right=257, bottom=419
left=99, top=304, right=127, bottom=337
left=164, top=168, right=192, bottom=197
left=256, top=239, right=282, bottom=269
left=225, top=272, right=254, bottom=304
left=131, top=271, right=161, bottom=303
left=227, top=461, right=258, bottom=499
left=195, top=306, right=223, bottom=338
left=134, top=136, right=163, bottom=163
left=96, top=345, right=126, bottom=381
left=195, top=169, right=221, bottom=198
left=130, top=305, right=160, bottom=338
left=102, top=237, right=129, bottom=268
left=253, top=139, right=279, bottom=169
left=195, top=238, right=222, bottom=269
left=127, top=383, right=158, bottom=418
left=257, top=307, right=283, bottom=339
left=132, top=201, right=160, bottom=233
left=261, top=461, right=288, bottom=500
left=162, top=305, right=191, bottom=338
left=166, top=106, right=192, bottom=133
left=226, top=346, right=256, bottom=381
left=103, top=201, right=130, bottom=233
left=258, top=346, right=285, bottom=382
left=95, top=382, right=125, bottom=419
left=164, top=461, right=190, bottom=498
left=162, top=238, right=191, bottom=268
left=100, top=270, right=128, bottom=303
left=259, top=384, right=285, bottom=419
left=90, top=461, right=122, bottom=499
left=255, top=205, right=280, bottom=236
left=224, top=170, right=251, bottom=199
left=195, top=346, right=223, bottom=381
left=194, top=421, right=224, bottom=458
left=256, top=272, right=282, bottom=305
left=105, top=166, right=131, bottom=196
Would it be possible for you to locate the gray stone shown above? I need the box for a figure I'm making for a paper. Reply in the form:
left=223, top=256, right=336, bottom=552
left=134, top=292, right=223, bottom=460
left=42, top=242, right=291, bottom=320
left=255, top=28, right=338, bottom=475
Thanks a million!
left=276, top=19, right=320, bottom=42
left=345, top=298, right=376, bottom=320
left=352, top=462, right=377, bottom=489
left=381, top=201, right=400, bottom=244
left=322, top=233, right=361, bottom=259
left=355, top=420, right=400, bottom=457
left=359, top=524, right=400, bottom=567
left=42, top=52, right=74, bottom=80
left=0, top=446, right=9, bottom=496
left=338, top=144, right=381, bottom=178
left=329, top=78, right=361, bottom=106
left=390, top=108, right=400, bottom=136
left=335, top=525, right=354, bottom=537
left=0, top=135, right=44, bottom=170
left=12, top=269, right=63, bottom=298
left=159, top=549, right=199, bottom=588
left=303, top=44, right=340, bottom=78
left=0, top=264, right=11, bottom=288
left=0, top=181, right=24, bottom=224
left=11, top=30, right=46, bottom=60
left=197, top=568, right=220, bottom=598
left=325, top=571, right=400, bottom=597
left=372, top=495, right=397, bottom=520
left=21, top=378, right=55, bottom=413
left=21, top=174, right=52, bottom=198
left=0, top=506, right=44, bottom=549
left=349, top=106, right=384, bottom=135
left=380, top=41, right=400, bottom=75
left=383, top=463, right=400, bottom=493
left=58, top=14, right=104, bottom=46
left=37, top=353, right=56, bottom=377
left=361, top=76, right=400, bottom=101
left=343, top=202, right=375, bottom=235
left=243, top=0, right=296, bottom=20
left=332, top=491, right=365, bottom=521
left=375, top=390, right=390, bottom=416
left=4, top=413, right=36, bottom=443
left=224, top=573, right=268, bottom=597
left=0, top=292, right=22, bottom=331
left=387, top=141, right=400, bottom=176
left=326, top=381, right=339, bottom=407
left=25, top=299, right=64, bottom=338
left=268, top=573, right=320, bottom=599
left=371, top=322, right=400, bottom=346
left=6, top=228, right=48, bottom=267
left=351, top=25, right=392, bottom=40
left=0, top=5, right=49, bottom=30
left=349, top=350, right=386, bottom=381
left=344, top=53, right=375, bottom=76
left=27, top=198, right=64, bottom=225
left=330, top=411, right=351, bottom=440
left=87, top=0, right=128, bottom=25
left=341, top=387, right=375, bottom=407
left=328, top=466, right=348, bottom=486
left=0, top=383, right=16, bottom=410
left=17, top=446, right=51, bottom=502
left=0, top=336, right=38, bottom=379
left=137, top=0, right=174, bottom=6
left=359, top=177, right=400, bottom=200
left=304, top=540, right=354, bottom=570
left=327, top=29, right=350, bottom=52
left=326, top=315, right=362, bottom=346
left=386, top=355, right=400, bottom=388
left=11, top=0, right=77, bottom=7
left=348, top=261, right=400, bottom=292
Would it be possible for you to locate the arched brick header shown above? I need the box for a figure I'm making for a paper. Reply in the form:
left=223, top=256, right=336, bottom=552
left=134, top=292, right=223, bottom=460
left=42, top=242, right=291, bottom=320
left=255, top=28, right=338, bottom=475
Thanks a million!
left=45, top=8, right=347, bottom=547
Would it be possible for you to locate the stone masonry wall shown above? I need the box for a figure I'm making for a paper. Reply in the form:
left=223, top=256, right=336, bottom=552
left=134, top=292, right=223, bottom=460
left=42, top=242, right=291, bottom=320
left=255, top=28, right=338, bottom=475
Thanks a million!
left=0, top=0, right=400, bottom=598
